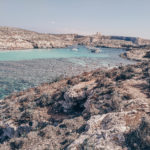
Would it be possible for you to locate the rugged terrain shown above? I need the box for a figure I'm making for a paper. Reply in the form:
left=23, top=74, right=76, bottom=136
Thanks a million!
left=0, top=27, right=150, bottom=150
left=0, top=27, right=77, bottom=50
left=0, top=60, right=150, bottom=149
left=1, top=26, right=150, bottom=50
left=121, top=45, right=150, bottom=61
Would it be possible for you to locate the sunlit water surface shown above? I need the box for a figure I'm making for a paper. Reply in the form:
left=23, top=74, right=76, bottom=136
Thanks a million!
left=0, top=46, right=135, bottom=99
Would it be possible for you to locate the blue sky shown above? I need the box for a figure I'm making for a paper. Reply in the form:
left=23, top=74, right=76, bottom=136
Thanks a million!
left=0, top=0, right=150, bottom=39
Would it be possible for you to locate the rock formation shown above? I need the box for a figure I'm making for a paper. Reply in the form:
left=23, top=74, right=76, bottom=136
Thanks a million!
left=0, top=27, right=76, bottom=50
left=0, top=60, right=150, bottom=149
left=121, top=45, right=150, bottom=61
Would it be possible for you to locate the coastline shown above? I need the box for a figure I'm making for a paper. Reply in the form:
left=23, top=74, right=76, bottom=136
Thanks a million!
left=120, top=48, right=150, bottom=62
left=0, top=27, right=150, bottom=150
left=1, top=26, right=150, bottom=63
left=0, top=57, right=110, bottom=99
left=0, top=45, right=136, bottom=99
left=1, top=27, right=150, bottom=51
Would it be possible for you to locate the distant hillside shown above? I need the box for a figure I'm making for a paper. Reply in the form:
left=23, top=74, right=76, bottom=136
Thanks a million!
left=0, top=27, right=77, bottom=50
left=0, top=26, right=150, bottom=50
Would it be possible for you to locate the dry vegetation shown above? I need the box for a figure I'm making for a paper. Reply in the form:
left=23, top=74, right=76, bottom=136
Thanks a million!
left=0, top=60, right=150, bottom=149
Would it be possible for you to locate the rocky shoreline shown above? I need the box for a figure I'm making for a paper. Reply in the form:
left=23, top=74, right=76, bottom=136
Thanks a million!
left=0, top=54, right=134, bottom=100
left=120, top=46, right=150, bottom=61
left=0, top=58, right=107, bottom=100
left=0, top=27, right=150, bottom=150
left=0, top=59, right=150, bottom=149
left=1, top=26, right=150, bottom=62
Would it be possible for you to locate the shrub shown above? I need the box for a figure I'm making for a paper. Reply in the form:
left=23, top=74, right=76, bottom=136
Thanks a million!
left=125, top=116, right=150, bottom=150
left=35, top=94, right=52, bottom=107
left=10, top=141, right=23, bottom=150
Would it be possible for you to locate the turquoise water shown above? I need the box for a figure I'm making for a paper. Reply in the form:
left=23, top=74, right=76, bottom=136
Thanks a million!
left=0, top=46, right=122, bottom=61
left=0, top=46, right=136, bottom=99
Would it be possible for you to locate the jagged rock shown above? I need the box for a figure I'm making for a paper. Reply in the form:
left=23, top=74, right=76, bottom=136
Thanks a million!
left=67, top=111, right=145, bottom=150
left=0, top=125, right=31, bottom=144
left=63, top=80, right=96, bottom=113
left=0, top=62, right=150, bottom=149
left=0, top=126, right=15, bottom=144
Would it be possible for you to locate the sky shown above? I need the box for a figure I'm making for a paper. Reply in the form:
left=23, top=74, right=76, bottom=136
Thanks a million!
left=0, top=0, right=150, bottom=39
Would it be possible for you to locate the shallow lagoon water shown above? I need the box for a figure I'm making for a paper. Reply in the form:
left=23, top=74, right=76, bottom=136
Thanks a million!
left=0, top=46, right=135, bottom=99
left=0, top=46, right=109, bottom=61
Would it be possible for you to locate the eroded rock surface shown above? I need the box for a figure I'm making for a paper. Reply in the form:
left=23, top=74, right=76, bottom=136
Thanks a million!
left=121, top=44, right=150, bottom=61
left=0, top=61, right=150, bottom=149
left=0, top=27, right=76, bottom=50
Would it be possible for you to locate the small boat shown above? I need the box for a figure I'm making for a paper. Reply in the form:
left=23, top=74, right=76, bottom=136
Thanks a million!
left=86, top=46, right=101, bottom=53
left=91, top=49, right=101, bottom=53
left=72, top=48, right=78, bottom=51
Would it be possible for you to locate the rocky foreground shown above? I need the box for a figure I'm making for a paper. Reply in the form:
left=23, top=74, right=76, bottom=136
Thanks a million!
left=0, top=59, right=150, bottom=149
left=1, top=26, right=150, bottom=50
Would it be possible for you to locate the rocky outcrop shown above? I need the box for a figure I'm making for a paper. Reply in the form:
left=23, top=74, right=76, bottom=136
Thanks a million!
left=68, top=111, right=147, bottom=150
left=0, top=27, right=76, bottom=50
left=0, top=61, right=150, bottom=149
left=75, top=35, right=136, bottom=49
left=121, top=47, right=150, bottom=61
